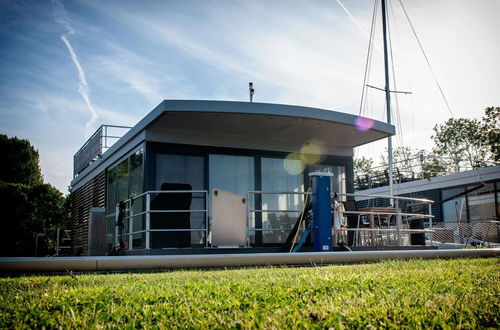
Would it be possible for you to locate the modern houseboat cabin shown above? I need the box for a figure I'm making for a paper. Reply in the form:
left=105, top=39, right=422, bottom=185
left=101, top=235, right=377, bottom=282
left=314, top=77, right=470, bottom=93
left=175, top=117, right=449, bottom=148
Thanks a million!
left=70, top=100, right=395, bottom=255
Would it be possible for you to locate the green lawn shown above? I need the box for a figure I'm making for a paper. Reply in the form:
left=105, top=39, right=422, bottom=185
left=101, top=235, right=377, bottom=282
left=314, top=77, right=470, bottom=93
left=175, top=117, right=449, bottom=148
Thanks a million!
left=1, top=258, right=498, bottom=328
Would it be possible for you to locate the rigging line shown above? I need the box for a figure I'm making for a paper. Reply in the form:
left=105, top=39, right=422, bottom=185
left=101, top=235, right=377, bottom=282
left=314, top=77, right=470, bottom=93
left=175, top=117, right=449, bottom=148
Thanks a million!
left=359, top=0, right=379, bottom=117
left=389, top=0, right=416, bottom=147
left=398, top=0, right=455, bottom=118
left=387, top=0, right=404, bottom=149
left=362, top=2, right=379, bottom=117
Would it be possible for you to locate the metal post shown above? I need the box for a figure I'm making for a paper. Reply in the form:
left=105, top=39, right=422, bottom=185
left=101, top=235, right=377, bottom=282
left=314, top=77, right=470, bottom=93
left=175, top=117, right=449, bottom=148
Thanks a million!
left=428, top=204, right=433, bottom=246
left=205, top=191, right=209, bottom=248
left=115, top=204, right=119, bottom=246
left=145, top=193, right=151, bottom=250
left=309, top=172, right=333, bottom=252
left=395, top=199, right=401, bottom=246
left=246, top=192, right=251, bottom=247
left=381, top=0, right=394, bottom=204
left=128, top=200, right=133, bottom=250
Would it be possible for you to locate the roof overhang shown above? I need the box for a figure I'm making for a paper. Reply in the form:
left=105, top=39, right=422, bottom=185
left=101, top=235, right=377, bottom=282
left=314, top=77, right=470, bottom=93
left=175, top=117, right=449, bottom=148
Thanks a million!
left=146, top=100, right=394, bottom=148
left=71, top=100, right=395, bottom=189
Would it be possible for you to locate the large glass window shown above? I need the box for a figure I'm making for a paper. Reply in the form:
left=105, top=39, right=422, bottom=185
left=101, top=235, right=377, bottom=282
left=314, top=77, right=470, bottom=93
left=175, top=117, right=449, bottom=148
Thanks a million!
left=260, top=157, right=304, bottom=243
left=130, top=149, right=145, bottom=248
left=209, top=154, right=254, bottom=196
left=441, top=187, right=466, bottom=222
left=105, top=148, right=144, bottom=249
left=155, top=154, right=205, bottom=246
left=156, top=154, right=204, bottom=190
left=309, top=164, right=346, bottom=200
left=116, top=159, right=129, bottom=203
left=105, top=168, right=117, bottom=248
left=467, top=183, right=496, bottom=221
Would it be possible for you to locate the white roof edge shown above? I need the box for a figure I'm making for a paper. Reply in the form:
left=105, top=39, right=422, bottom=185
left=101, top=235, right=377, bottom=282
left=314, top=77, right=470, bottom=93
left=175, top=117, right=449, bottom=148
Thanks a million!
left=355, top=165, right=500, bottom=200
left=71, top=100, right=395, bottom=188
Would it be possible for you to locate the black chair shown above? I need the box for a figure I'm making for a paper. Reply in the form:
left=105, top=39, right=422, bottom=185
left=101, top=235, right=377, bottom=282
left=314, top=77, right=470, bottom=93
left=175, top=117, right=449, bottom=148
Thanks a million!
left=150, top=183, right=192, bottom=248
left=343, top=200, right=360, bottom=247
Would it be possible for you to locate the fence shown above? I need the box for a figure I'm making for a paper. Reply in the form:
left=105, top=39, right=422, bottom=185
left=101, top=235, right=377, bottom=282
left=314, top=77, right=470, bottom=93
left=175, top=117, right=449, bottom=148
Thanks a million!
left=427, top=220, right=500, bottom=248
left=247, top=191, right=435, bottom=247
left=112, top=190, right=209, bottom=250
left=73, top=125, right=131, bottom=177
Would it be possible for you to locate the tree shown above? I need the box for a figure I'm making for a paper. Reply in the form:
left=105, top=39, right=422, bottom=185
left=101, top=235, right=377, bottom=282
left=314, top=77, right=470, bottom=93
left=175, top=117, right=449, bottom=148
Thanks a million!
left=482, top=107, right=500, bottom=162
left=431, top=118, right=489, bottom=170
left=0, top=135, right=70, bottom=256
left=353, top=156, right=374, bottom=176
left=0, top=134, right=43, bottom=185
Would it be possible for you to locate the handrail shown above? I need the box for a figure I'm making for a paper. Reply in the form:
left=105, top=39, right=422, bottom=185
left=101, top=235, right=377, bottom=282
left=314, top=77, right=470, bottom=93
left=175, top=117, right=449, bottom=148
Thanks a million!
left=338, top=192, right=433, bottom=204
left=115, top=190, right=209, bottom=250
left=248, top=190, right=435, bottom=247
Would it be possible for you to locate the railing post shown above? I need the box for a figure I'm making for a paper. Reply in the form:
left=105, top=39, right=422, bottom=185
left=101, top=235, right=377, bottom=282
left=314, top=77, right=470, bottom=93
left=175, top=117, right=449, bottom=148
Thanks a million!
left=128, top=199, right=133, bottom=250
left=395, top=199, right=401, bottom=246
left=205, top=191, right=209, bottom=248
left=428, top=203, right=433, bottom=246
left=115, top=204, right=119, bottom=247
left=246, top=192, right=251, bottom=247
left=146, top=193, right=151, bottom=250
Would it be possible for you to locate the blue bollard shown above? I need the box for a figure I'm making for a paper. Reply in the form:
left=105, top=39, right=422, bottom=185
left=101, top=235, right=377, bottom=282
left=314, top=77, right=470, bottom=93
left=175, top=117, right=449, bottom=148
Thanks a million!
left=309, top=172, right=333, bottom=252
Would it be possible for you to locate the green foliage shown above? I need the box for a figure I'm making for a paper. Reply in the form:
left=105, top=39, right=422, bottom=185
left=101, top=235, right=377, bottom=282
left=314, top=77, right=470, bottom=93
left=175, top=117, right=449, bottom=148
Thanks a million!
left=0, top=258, right=498, bottom=328
left=431, top=112, right=493, bottom=169
left=482, top=107, right=500, bottom=161
left=0, top=182, right=70, bottom=257
left=0, top=135, right=70, bottom=256
left=353, top=156, right=373, bottom=176
left=0, top=134, right=43, bottom=185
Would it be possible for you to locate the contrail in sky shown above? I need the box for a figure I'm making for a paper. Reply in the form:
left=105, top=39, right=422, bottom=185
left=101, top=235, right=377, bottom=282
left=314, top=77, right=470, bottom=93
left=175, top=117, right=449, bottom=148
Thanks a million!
left=52, top=0, right=98, bottom=138
left=335, top=0, right=381, bottom=53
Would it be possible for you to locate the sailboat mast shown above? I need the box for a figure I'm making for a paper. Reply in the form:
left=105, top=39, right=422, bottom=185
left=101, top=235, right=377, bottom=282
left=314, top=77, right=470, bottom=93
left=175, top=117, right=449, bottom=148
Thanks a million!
left=381, top=0, right=394, bottom=200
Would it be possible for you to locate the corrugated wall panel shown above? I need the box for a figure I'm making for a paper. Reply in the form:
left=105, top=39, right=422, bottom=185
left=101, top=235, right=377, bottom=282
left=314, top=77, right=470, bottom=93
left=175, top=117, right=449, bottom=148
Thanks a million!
left=71, top=171, right=106, bottom=255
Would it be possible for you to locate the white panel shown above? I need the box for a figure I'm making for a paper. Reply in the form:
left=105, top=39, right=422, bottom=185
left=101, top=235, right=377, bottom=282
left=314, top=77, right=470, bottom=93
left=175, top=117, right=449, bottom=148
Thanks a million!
left=211, top=189, right=247, bottom=247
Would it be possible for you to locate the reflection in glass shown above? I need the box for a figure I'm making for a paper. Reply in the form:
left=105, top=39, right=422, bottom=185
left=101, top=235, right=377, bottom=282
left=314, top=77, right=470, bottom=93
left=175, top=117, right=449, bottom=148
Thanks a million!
left=261, top=157, right=304, bottom=243
left=309, top=164, right=346, bottom=200
left=156, top=154, right=205, bottom=246
left=441, top=187, right=466, bottom=222
left=209, top=154, right=254, bottom=196
left=467, top=183, right=496, bottom=221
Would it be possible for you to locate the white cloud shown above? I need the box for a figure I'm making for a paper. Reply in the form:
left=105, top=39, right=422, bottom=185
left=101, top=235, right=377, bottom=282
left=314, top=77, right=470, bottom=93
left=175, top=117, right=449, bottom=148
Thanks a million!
left=53, top=0, right=99, bottom=138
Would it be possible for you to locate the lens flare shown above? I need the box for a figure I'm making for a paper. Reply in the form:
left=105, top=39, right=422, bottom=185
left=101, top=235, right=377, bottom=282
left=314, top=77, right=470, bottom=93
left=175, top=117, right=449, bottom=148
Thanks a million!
left=284, top=153, right=304, bottom=175
left=355, top=116, right=375, bottom=131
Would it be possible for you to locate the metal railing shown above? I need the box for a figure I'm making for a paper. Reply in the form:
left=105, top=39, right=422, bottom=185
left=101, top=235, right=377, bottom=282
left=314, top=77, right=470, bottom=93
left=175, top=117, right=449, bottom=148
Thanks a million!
left=114, top=190, right=209, bottom=250
left=73, top=125, right=131, bottom=177
left=247, top=191, right=310, bottom=246
left=337, top=192, right=434, bottom=247
left=247, top=191, right=435, bottom=247
left=427, top=220, right=500, bottom=248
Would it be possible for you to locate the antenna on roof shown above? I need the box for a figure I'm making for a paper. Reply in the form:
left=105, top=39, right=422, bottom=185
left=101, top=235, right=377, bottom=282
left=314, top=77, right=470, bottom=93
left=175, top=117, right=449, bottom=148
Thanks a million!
left=249, top=82, right=254, bottom=102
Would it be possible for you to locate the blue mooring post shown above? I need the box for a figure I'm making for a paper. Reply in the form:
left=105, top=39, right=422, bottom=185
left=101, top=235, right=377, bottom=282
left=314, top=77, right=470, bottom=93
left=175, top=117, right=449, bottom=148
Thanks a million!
left=309, top=172, right=333, bottom=252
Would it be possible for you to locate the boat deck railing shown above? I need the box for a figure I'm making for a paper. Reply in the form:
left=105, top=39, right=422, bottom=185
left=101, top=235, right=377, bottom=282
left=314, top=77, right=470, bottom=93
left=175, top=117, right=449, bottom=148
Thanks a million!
left=112, top=190, right=209, bottom=250
left=106, top=190, right=484, bottom=250
left=248, top=191, right=435, bottom=247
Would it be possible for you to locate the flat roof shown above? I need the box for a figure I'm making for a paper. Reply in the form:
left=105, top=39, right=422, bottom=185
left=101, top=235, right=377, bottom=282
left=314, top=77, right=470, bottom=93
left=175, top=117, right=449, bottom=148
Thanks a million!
left=71, top=100, right=395, bottom=189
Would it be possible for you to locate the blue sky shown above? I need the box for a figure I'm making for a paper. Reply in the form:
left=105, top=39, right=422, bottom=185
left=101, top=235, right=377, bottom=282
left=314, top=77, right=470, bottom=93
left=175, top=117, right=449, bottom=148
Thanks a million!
left=1, top=0, right=499, bottom=193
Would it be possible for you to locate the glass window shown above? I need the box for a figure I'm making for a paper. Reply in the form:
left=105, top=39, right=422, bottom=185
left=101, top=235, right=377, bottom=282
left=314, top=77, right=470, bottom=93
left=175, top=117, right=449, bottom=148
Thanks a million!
left=261, top=157, right=304, bottom=243
left=156, top=154, right=205, bottom=190
left=309, top=164, right=346, bottom=200
left=467, top=183, right=496, bottom=221
left=105, top=168, right=117, bottom=249
left=106, top=168, right=117, bottom=215
left=129, top=149, right=144, bottom=197
left=155, top=154, right=205, bottom=246
left=116, top=159, right=129, bottom=203
left=209, top=154, right=254, bottom=196
left=441, top=187, right=466, bottom=222
left=129, top=149, right=144, bottom=248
